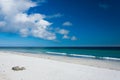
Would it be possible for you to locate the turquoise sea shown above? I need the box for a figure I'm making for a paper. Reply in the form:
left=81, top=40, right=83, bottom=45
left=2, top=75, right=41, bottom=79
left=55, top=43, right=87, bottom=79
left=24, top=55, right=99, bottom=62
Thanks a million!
left=0, top=47, right=120, bottom=61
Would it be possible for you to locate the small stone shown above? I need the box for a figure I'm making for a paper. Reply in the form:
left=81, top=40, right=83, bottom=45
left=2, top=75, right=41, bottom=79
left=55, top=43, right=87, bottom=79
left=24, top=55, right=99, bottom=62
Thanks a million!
left=12, top=66, right=26, bottom=71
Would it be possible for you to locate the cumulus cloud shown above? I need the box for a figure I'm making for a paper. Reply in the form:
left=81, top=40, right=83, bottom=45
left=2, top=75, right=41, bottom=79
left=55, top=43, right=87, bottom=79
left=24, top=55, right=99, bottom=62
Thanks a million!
left=56, top=28, right=77, bottom=40
left=0, top=0, right=77, bottom=41
left=57, top=29, right=69, bottom=35
left=55, top=28, right=70, bottom=39
left=63, top=21, right=72, bottom=26
left=0, top=0, right=56, bottom=40
left=63, top=35, right=69, bottom=39
left=71, top=36, right=77, bottom=40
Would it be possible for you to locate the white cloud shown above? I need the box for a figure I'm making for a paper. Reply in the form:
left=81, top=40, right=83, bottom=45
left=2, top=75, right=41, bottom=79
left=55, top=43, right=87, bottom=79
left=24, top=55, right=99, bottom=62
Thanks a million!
left=63, top=35, right=69, bottom=39
left=71, top=36, right=77, bottom=40
left=0, top=0, right=36, bottom=16
left=57, top=29, right=69, bottom=35
left=56, top=28, right=77, bottom=40
left=56, top=28, right=71, bottom=40
left=0, top=0, right=77, bottom=41
left=47, top=13, right=63, bottom=18
left=63, top=21, right=72, bottom=26
left=20, top=28, right=29, bottom=37
left=0, top=0, right=56, bottom=40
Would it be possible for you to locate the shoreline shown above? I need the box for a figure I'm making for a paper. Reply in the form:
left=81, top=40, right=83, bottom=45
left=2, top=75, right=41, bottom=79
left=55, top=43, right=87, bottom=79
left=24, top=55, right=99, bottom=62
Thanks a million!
left=0, top=51, right=120, bottom=80
left=1, top=51, right=120, bottom=71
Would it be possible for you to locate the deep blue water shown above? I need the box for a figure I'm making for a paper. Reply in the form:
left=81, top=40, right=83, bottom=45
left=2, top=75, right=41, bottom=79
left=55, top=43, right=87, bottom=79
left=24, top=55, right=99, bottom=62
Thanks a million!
left=0, top=47, right=120, bottom=61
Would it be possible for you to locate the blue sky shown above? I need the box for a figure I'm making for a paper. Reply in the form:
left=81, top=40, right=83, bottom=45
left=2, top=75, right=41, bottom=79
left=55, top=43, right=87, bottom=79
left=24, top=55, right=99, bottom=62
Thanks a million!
left=0, top=0, right=120, bottom=47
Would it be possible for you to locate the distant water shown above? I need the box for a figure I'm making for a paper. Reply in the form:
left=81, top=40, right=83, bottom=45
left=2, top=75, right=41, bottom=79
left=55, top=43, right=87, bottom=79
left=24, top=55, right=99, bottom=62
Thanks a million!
left=0, top=47, right=120, bottom=61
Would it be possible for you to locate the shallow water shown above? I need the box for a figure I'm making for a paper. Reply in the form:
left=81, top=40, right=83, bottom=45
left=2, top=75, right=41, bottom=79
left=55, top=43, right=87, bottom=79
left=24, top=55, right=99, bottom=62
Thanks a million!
left=0, top=47, right=120, bottom=61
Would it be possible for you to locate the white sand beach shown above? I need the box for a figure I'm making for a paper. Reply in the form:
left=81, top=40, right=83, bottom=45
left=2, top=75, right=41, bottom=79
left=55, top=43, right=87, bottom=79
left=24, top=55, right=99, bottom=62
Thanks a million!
left=0, top=51, right=120, bottom=80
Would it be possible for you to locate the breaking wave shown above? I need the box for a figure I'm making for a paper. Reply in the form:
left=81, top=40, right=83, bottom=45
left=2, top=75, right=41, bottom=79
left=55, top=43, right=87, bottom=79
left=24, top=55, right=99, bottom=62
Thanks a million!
left=46, top=51, right=120, bottom=61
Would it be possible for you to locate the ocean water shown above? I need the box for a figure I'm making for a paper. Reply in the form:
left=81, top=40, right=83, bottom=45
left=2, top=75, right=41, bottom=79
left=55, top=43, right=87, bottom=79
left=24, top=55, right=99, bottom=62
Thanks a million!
left=0, top=47, right=120, bottom=61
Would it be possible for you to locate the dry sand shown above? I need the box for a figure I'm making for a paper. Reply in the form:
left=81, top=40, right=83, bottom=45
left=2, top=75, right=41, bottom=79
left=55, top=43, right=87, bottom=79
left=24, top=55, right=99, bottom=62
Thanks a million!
left=0, top=51, right=120, bottom=80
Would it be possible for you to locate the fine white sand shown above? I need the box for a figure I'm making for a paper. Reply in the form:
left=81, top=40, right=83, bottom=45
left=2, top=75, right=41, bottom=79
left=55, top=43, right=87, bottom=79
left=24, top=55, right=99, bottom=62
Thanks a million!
left=0, top=52, right=120, bottom=80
